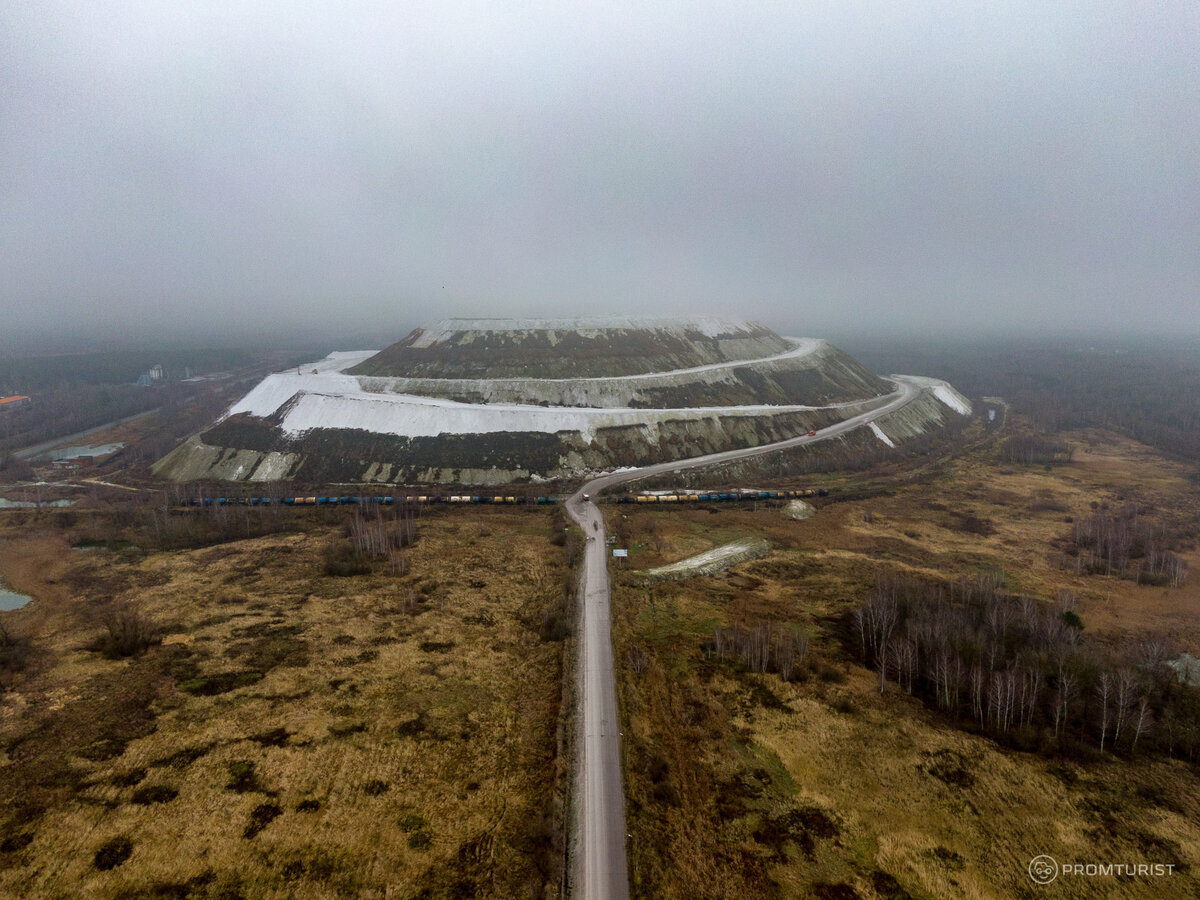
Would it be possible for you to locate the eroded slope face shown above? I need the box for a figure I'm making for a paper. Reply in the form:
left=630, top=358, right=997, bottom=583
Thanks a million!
left=349, top=317, right=792, bottom=378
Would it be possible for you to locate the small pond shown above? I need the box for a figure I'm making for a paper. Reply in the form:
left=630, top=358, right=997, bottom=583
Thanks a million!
left=0, top=577, right=31, bottom=611
left=49, top=442, right=124, bottom=461
left=0, top=498, right=75, bottom=509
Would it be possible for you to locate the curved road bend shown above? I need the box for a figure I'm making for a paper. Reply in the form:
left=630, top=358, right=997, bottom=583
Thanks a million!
left=563, top=376, right=921, bottom=899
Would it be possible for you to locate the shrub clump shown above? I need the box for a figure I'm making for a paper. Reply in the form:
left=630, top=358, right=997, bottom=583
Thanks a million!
left=0, top=832, right=34, bottom=854
left=0, top=622, right=32, bottom=692
left=130, top=784, right=179, bottom=805
left=399, top=812, right=432, bottom=850
left=111, top=768, right=147, bottom=787
left=328, top=720, right=367, bottom=738
left=93, top=835, right=133, bottom=870
left=322, top=540, right=372, bottom=577
left=244, top=802, right=283, bottom=839
left=177, top=670, right=263, bottom=696
left=91, top=601, right=159, bottom=659
left=75, top=738, right=128, bottom=761
left=226, top=760, right=263, bottom=793
left=248, top=727, right=290, bottom=747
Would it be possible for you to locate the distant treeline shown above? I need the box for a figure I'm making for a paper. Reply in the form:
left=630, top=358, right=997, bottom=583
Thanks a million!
left=0, top=349, right=306, bottom=461
left=0, top=347, right=260, bottom=391
left=850, top=338, right=1200, bottom=464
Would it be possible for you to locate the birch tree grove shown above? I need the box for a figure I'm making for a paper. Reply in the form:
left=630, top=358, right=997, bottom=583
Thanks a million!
left=710, top=621, right=809, bottom=680
left=349, top=506, right=417, bottom=559
left=850, top=571, right=1200, bottom=760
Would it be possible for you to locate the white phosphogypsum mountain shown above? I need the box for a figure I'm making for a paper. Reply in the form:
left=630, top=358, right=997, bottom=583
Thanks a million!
left=153, top=318, right=972, bottom=484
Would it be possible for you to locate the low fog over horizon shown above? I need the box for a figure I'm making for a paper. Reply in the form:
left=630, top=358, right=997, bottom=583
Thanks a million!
left=3, top=2, right=1198, bottom=352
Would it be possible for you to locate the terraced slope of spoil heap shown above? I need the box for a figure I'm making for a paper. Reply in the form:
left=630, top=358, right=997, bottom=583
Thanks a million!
left=153, top=318, right=970, bottom=485
left=350, top=318, right=889, bottom=408
left=349, top=317, right=791, bottom=379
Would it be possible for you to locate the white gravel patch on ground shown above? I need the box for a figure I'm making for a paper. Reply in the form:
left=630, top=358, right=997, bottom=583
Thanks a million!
left=782, top=499, right=816, bottom=520
left=636, top=537, right=771, bottom=583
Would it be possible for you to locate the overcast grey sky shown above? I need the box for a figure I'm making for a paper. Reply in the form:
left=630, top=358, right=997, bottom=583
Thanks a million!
left=2, top=2, right=1198, bottom=348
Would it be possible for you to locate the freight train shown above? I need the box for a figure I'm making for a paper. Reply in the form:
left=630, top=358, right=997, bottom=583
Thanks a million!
left=178, top=488, right=826, bottom=507
left=180, top=494, right=556, bottom=507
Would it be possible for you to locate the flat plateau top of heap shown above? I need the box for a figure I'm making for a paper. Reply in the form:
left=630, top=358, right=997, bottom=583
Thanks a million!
left=350, top=317, right=791, bottom=379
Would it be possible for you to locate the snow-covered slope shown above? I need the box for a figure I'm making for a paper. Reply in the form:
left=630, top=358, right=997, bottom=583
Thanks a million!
left=225, top=350, right=888, bottom=443
left=893, top=375, right=972, bottom=416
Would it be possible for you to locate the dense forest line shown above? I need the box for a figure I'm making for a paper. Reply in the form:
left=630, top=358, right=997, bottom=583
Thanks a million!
left=0, top=349, right=307, bottom=461
left=0, top=348, right=262, bottom=391
left=850, top=338, right=1200, bottom=464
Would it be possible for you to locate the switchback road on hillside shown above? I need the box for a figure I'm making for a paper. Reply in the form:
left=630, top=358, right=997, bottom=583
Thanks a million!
left=562, top=376, right=923, bottom=900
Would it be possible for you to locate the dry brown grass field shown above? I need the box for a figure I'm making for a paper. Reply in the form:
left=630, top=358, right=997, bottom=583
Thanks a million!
left=0, top=506, right=571, bottom=898
left=609, top=426, right=1200, bottom=899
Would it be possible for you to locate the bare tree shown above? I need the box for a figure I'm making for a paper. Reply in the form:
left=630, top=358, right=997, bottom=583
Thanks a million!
left=890, top=638, right=918, bottom=695
left=1096, top=672, right=1112, bottom=753
left=1053, top=669, right=1079, bottom=742
left=1113, top=668, right=1137, bottom=746
left=1132, top=694, right=1154, bottom=753
left=625, top=644, right=649, bottom=676
left=969, top=664, right=987, bottom=726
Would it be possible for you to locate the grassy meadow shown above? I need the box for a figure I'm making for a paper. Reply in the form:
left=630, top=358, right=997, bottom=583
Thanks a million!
left=0, top=506, right=571, bottom=898
left=609, top=426, right=1200, bottom=899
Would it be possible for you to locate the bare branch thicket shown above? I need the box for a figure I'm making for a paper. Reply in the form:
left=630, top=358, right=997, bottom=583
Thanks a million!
left=348, top=506, right=418, bottom=563
left=710, top=621, right=808, bottom=680
left=850, top=572, right=1200, bottom=759
left=625, top=644, right=649, bottom=676
left=1068, top=508, right=1187, bottom=587
left=96, top=600, right=158, bottom=659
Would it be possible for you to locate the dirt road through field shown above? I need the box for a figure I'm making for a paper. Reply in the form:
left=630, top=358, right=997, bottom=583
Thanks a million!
left=564, top=376, right=925, bottom=898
